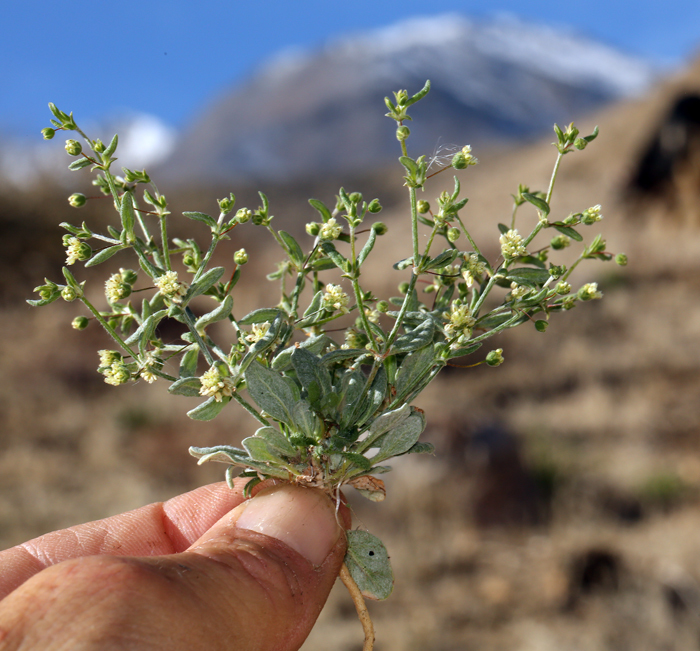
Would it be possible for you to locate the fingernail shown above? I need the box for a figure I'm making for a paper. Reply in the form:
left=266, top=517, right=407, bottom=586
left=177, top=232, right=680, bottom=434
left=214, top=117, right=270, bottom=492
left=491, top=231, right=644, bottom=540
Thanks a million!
left=235, top=484, right=341, bottom=566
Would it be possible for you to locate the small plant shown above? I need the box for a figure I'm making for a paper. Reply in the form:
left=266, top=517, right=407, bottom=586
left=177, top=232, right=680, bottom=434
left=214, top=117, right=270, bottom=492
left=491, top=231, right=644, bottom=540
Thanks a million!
left=32, top=81, right=623, bottom=649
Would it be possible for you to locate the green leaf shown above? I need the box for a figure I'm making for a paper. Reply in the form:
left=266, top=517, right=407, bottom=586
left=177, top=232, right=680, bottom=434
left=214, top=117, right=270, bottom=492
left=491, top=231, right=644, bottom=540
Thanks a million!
left=319, top=242, right=350, bottom=273
left=517, top=255, right=546, bottom=269
left=295, top=291, right=323, bottom=328
left=371, top=409, right=426, bottom=464
left=242, top=436, right=285, bottom=463
left=356, top=228, right=377, bottom=267
left=239, top=307, right=284, bottom=326
left=310, top=258, right=336, bottom=272
left=182, top=211, right=217, bottom=228
left=244, top=361, right=295, bottom=425
left=179, top=345, right=199, bottom=378
left=185, top=267, right=225, bottom=302
left=271, top=334, right=334, bottom=372
left=407, top=442, right=435, bottom=455
left=554, top=224, right=583, bottom=241
left=320, top=348, right=367, bottom=367
left=345, top=531, right=394, bottom=601
left=187, top=396, right=230, bottom=420
left=292, top=401, right=320, bottom=439
left=498, top=223, right=510, bottom=235
left=104, top=133, right=119, bottom=158
left=189, top=444, right=247, bottom=465
left=395, top=344, right=435, bottom=401
left=194, top=295, right=233, bottom=332
left=339, top=452, right=372, bottom=472
left=168, top=376, right=202, bottom=397
left=406, top=79, right=430, bottom=106
left=522, top=192, right=550, bottom=215
left=391, top=316, right=434, bottom=354
left=120, top=192, right=136, bottom=239
left=445, top=342, right=482, bottom=358
left=291, top=348, right=332, bottom=406
left=124, top=309, right=167, bottom=346
left=68, top=158, right=91, bottom=171
left=505, top=267, right=551, bottom=287
left=308, top=198, right=332, bottom=222
left=253, top=426, right=298, bottom=457
left=355, top=404, right=411, bottom=454
left=85, top=245, right=124, bottom=267
left=424, top=249, right=459, bottom=271
left=278, top=230, right=305, bottom=267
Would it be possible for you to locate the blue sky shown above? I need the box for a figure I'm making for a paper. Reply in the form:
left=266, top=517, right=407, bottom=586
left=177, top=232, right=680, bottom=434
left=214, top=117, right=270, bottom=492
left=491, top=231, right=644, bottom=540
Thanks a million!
left=2, top=0, right=700, bottom=140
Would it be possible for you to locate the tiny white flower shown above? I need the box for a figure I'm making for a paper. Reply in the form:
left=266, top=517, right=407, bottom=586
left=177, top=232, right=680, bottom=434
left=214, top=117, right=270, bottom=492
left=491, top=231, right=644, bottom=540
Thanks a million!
left=322, top=284, right=350, bottom=314
left=319, top=218, right=342, bottom=241
left=155, top=271, right=187, bottom=303
left=499, top=229, right=526, bottom=260
left=245, top=321, right=271, bottom=343
left=199, top=366, right=236, bottom=402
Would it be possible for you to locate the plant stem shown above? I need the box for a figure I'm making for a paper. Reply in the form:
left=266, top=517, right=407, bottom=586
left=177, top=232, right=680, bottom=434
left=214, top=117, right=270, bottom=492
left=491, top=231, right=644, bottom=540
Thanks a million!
left=340, top=563, right=375, bottom=651
left=80, top=296, right=138, bottom=359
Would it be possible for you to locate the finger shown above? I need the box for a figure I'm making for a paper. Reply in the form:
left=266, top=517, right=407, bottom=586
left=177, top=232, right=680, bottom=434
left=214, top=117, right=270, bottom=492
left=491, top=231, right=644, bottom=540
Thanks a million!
left=0, top=484, right=349, bottom=651
left=0, top=481, right=247, bottom=599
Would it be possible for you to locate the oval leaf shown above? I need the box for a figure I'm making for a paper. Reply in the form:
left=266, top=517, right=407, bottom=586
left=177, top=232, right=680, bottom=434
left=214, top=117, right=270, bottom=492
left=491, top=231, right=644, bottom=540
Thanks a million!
left=345, top=531, right=394, bottom=601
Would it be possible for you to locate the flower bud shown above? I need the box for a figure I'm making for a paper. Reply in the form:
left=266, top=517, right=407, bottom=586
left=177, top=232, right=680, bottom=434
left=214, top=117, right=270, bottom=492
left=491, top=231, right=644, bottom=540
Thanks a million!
left=218, top=193, right=235, bottom=215
left=251, top=211, right=265, bottom=226
left=447, top=227, right=461, bottom=243
left=371, top=222, right=388, bottom=235
left=121, top=269, right=138, bottom=285
left=550, top=234, right=570, bottom=250
left=396, top=125, right=410, bottom=141
left=452, top=145, right=478, bottom=170
left=306, top=222, right=320, bottom=236
left=573, top=138, right=588, bottom=150
left=234, top=248, right=248, bottom=265
left=92, top=139, right=106, bottom=154
left=535, top=320, right=548, bottom=332
left=235, top=207, right=252, bottom=223
left=68, top=192, right=87, bottom=208
left=398, top=281, right=410, bottom=294
left=556, top=281, right=571, bottom=295
left=577, top=282, right=602, bottom=301
left=65, top=139, right=82, bottom=156
left=376, top=300, right=389, bottom=313
left=417, top=200, right=430, bottom=214
left=349, top=192, right=362, bottom=204
left=42, top=127, right=55, bottom=140
left=61, top=286, right=79, bottom=302
left=615, top=253, right=628, bottom=266
left=486, top=348, right=504, bottom=367
left=367, top=198, right=382, bottom=213
left=72, top=316, right=89, bottom=330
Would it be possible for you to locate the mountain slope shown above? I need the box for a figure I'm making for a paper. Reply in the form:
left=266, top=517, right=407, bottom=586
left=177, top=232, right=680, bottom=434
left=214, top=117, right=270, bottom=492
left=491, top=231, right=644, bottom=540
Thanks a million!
left=160, top=13, right=657, bottom=183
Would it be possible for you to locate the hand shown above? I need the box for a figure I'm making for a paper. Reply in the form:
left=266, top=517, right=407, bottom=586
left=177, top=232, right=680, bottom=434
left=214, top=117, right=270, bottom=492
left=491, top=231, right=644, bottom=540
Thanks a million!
left=0, top=480, right=348, bottom=650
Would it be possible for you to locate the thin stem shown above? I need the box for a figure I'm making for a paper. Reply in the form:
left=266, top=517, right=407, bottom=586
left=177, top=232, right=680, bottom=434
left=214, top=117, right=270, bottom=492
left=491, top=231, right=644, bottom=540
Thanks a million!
left=181, top=309, right=214, bottom=366
left=194, top=238, right=219, bottom=283
left=454, top=213, right=481, bottom=255
left=340, top=563, right=375, bottom=651
left=80, top=296, right=138, bottom=359
left=352, top=278, right=380, bottom=353
left=232, top=393, right=270, bottom=426
left=158, top=217, right=171, bottom=272
left=409, top=187, right=419, bottom=266
left=383, top=272, right=418, bottom=352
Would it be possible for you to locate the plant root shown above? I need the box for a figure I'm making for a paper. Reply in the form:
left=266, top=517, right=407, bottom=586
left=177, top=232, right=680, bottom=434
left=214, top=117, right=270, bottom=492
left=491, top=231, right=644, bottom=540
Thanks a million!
left=340, top=562, right=375, bottom=651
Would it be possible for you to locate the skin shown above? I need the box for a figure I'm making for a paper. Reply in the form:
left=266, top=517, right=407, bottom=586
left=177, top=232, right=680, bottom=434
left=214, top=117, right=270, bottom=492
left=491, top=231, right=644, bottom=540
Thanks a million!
left=0, top=480, right=350, bottom=651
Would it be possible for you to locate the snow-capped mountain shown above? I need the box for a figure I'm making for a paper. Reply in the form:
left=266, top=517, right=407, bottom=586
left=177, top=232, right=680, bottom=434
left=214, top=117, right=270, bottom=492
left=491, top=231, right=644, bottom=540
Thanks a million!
left=161, top=13, right=659, bottom=183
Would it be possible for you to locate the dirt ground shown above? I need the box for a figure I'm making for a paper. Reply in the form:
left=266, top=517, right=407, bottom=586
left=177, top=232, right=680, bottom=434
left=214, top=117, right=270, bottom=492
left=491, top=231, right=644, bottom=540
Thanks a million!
left=3, top=58, right=700, bottom=651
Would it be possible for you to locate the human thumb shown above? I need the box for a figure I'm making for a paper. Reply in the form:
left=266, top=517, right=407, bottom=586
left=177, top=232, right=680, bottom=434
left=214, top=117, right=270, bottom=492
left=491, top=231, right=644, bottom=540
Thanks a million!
left=172, top=482, right=348, bottom=651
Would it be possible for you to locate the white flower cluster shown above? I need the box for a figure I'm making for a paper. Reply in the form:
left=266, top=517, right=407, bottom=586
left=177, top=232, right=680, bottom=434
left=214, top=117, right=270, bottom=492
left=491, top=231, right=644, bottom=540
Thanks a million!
left=103, top=360, right=131, bottom=386
left=444, top=302, right=476, bottom=346
left=499, top=229, right=526, bottom=260
left=245, top=321, right=271, bottom=343
left=65, top=237, right=85, bottom=266
left=582, top=204, right=603, bottom=223
left=322, top=284, right=350, bottom=314
left=460, top=145, right=478, bottom=166
left=510, top=282, right=530, bottom=299
left=155, top=271, right=187, bottom=303
left=462, top=254, right=487, bottom=287
left=105, top=271, right=131, bottom=302
left=199, top=366, right=235, bottom=402
left=578, top=282, right=603, bottom=301
left=319, top=217, right=342, bottom=241
left=139, top=350, right=161, bottom=384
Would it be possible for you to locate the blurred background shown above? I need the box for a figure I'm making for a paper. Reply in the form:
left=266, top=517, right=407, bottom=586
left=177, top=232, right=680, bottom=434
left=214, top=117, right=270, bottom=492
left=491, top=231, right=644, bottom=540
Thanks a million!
left=4, top=1, right=700, bottom=649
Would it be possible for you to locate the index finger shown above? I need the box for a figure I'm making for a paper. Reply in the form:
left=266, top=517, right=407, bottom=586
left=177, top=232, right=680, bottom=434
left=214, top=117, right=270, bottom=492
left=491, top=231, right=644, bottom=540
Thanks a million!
left=0, top=480, right=247, bottom=599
